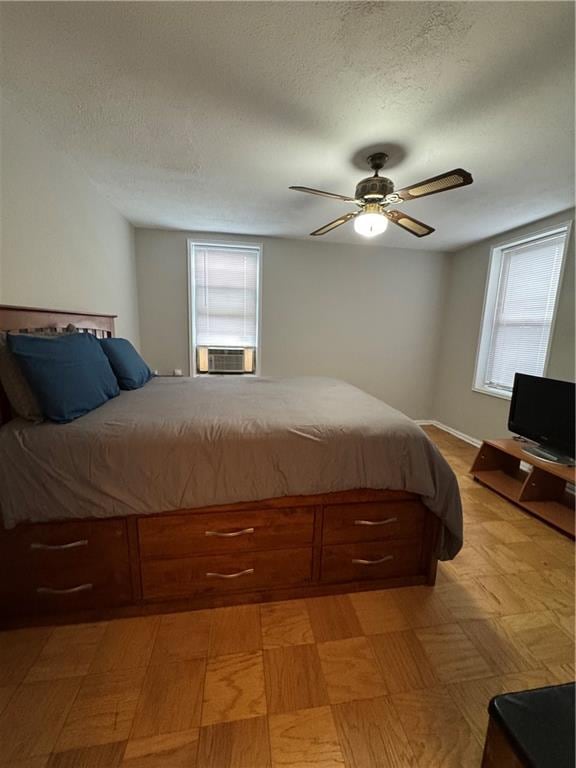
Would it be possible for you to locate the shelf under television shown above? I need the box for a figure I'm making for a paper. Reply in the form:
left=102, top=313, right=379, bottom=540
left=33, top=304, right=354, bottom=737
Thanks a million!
left=471, top=440, right=575, bottom=538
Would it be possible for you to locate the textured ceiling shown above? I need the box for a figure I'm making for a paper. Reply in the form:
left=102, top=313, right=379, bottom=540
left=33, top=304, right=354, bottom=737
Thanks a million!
left=1, top=2, right=574, bottom=250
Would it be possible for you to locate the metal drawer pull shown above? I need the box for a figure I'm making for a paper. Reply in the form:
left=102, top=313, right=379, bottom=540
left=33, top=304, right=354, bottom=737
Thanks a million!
left=352, top=555, right=394, bottom=565
left=37, top=583, right=93, bottom=595
left=205, top=568, right=254, bottom=579
left=354, top=517, right=398, bottom=526
left=30, top=539, right=88, bottom=551
left=205, top=528, right=255, bottom=538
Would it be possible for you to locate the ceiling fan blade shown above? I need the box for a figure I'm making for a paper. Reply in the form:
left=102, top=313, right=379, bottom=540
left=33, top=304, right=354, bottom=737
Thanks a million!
left=384, top=210, right=435, bottom=237
left=310, top=212, right=357, bottom=236
left=389, top=169, right=473, bottom=202
left=289, top=186, right=356, bottom=202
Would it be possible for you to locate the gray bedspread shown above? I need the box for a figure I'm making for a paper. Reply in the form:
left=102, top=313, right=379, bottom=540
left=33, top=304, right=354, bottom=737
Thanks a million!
left=0, top=376, right=463, bottom=558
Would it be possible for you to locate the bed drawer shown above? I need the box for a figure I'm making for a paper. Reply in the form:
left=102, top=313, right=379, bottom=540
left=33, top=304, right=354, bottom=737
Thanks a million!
left=141, top=547, right=312, bottom=600
left=139, top=507, right=315, bottom=559
left=0, top=519, right=133, bottom=615
left=321, top=538, right=423, bottom=584
left=322, top=501, right=425, bottom=545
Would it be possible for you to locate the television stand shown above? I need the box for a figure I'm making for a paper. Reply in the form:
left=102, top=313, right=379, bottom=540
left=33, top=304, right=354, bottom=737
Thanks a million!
left=521, top=443, right=575, bottom=467
left=470, top=439, right=575, bottom=538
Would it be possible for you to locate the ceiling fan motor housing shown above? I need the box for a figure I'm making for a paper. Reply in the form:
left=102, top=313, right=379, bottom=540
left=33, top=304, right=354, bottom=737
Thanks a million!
left=355, top=175, right=394, bottom=201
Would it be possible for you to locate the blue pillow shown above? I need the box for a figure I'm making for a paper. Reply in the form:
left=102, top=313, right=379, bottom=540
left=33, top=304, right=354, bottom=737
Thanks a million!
left=99, top=337, right=153, bottom=390
left=8, top=332, right=120, bottom=423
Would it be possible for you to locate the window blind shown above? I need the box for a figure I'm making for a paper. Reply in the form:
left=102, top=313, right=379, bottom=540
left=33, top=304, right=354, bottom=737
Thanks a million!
left=192, top=243, right=260, bottom=348
left=484, top=232, right=566, bottom=391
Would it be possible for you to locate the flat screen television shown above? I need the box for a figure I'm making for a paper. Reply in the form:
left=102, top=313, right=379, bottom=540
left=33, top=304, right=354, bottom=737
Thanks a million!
left=508, top=373, right=575, bottom=464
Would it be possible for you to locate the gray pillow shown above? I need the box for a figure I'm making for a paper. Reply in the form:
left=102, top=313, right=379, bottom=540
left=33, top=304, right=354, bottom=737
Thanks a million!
left=0, top=325, right=77, bottom=421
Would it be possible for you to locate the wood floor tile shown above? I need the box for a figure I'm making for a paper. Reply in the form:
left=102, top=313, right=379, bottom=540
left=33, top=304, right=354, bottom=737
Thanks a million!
left=260, top=601, right=314, bottom=648
left=448, top=669, right=561, bottom=742
left=416, top=623, right=494, bottom=684
left=56, top=669, right=146, bottom=751
left=26, top=623, right=108, bottom=682
left=121, top=730, right=199, bottom=767
left=508, top=516, right=556, bottom=538
left=208, top=605, right=261, bottom=657
left=536, top=536, right=575, bottom=568
left=436, top=579, right=502, bottom=620
left=553, top=612, right=575, bottom=639
left=149, top=610, right=211, bottom=664
left=306, top=595, right=362, bottom=642
left=459, top=618, right=536, bottom=674
left=0, top=758, right=49, bottom=768
left=263, top=644, right=328, bottom=714
left=332, top=696, right=417, bottom=768
left=443, top=545, right=501, bottom=579
left=197, top=716, right=271, bottom=768
left=499, top=611, right=575, bottom=666
left=464, top=489, right=522, bottom=522
left=130, top=660, right=205, bottom=738
left=269, top=706, right=345, bottom=767
left=202, top=651, right=266, bottom=726
left=89, top=618, right=159, bottom=674
left=316, top=636, right=387, bottom=704
left=370, top=630, right=437, bottom=694
left=475, top=543, right=535, bottom=575
left=349, top=590, right=409, bottom=635
left=507, top=570, right=574, bottom=615
left=462, top=523, right=502, bottom=549
left=459, top=498, right=502, bottom=525
left=394, top=585, right=456, bottom=628
left=47, top=741, right=126, bottom=767
left=0, top=628, right=52, bottom=686
left=481, top=521, right=531, bottom=544
left=391, top=687, right=483, bottom=767
left=500, top=540, right=566, bottom=571
left=434, top=563, right=458, bottom=585
left=474, top=573, right=538, bottom=615
left=0, top=678, right=81, bottom=761
left=543, top=569, right=576, bottom=612
left=547, top=662, right=575, bottom=684
left=0, top=685, right=16, bottom=716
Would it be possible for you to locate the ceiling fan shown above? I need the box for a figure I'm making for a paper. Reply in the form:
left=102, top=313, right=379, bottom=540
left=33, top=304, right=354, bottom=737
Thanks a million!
left=289, top=152, right=473, bottom=238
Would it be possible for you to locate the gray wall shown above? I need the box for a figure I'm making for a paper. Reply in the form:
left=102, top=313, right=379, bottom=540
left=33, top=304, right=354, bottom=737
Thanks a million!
left=135, top=229, right=449, bottom=419
left=0, top=95, right=140, bottom=344
left=432, top=209, right=575, bottom=440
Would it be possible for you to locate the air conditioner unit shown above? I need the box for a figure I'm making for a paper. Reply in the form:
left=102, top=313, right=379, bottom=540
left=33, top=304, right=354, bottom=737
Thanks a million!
left=196, top=347, right=256, bottom=374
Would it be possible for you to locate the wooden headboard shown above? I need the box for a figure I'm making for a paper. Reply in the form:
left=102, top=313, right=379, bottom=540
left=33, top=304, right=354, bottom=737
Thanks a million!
left=0, top=305, right=117, bottom=426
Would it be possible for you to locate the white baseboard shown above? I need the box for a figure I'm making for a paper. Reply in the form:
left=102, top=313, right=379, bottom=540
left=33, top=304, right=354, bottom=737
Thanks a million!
left=415, top=420, right=482, bottom=448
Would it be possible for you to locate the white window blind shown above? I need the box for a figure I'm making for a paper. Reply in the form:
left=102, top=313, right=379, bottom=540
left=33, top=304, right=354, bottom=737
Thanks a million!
left=475, top=227, right=569, bottom=396
left=191, top=243, right=260, bottom=348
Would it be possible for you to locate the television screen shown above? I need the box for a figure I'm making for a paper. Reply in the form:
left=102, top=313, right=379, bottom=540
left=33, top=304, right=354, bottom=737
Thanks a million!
left=508, top=374, right=575, bottom=458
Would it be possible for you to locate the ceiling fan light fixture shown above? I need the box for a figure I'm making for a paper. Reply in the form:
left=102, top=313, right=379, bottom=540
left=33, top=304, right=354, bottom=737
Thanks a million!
left=353, top=207, right=388, bottom=238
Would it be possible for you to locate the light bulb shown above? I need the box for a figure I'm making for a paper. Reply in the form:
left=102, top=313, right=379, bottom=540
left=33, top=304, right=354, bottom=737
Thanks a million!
left=353, top=211, right=388, bottom=238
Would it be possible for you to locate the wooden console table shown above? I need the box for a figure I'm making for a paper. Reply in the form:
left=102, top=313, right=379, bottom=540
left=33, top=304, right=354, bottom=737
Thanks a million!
left=470, top=439, right=575, bottom=538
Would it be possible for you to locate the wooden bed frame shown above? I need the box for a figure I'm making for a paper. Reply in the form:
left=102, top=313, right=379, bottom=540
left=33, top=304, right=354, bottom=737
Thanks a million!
left=0, top=305, right=439, bottom=627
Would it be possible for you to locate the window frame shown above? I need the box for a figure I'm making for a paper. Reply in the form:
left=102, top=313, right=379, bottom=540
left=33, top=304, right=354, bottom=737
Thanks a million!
left=472, top=221, right=572, bottom=400
left=187, top=238, right=263, bottom=377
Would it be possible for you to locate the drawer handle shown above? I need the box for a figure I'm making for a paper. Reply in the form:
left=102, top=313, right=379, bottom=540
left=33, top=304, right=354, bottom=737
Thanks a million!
left=354, top=517, right=398, bottom=526
left=352, top=555, right=394, bottom=565
left=205, top=568, right=255, bottom=579
left=36, top=583, right=93, bottom=595
left=205, top=528, right=255, bottom=538
left=30, top=539, right=88, bottom=551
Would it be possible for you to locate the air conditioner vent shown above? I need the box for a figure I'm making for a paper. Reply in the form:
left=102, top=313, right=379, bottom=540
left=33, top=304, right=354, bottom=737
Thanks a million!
left=197, top=347, right=255, bottom=374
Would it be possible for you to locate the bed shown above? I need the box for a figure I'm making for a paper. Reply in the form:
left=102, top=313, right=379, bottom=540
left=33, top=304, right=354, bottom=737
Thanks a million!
left=0, top=305, right=463, bottom=626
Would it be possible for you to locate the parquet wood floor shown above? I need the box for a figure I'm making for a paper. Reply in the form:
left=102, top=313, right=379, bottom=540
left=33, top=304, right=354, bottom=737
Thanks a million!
left=0, top=426, right=573, bottom=767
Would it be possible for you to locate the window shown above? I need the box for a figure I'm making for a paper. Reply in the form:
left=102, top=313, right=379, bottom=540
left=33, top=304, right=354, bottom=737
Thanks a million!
left=189, top=241, right=261, bottom=374
left=474, top=224, right=570, bottom=398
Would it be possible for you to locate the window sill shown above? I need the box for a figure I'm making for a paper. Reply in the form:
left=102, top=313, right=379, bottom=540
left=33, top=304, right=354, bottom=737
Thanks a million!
left=472, top=385, right=512, bottom=401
